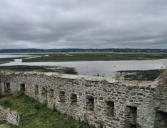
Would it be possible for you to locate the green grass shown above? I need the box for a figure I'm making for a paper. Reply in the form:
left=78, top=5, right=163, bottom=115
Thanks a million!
left=23, top=53, right=167, bottom=62
left=0, top=58, right=15, bottom=64
left=0, top=93, right=94, bottom=128
left=119, top=69, right=164, bottom=81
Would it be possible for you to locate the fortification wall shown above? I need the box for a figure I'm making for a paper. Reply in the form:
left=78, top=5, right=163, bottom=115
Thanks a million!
left=0, top=71, right=167, bottom=128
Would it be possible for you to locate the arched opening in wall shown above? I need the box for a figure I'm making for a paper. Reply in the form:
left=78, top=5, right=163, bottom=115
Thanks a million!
left=71, top=93, right=77, bottom=105
left=20, top=84, right=25, bottom=92
left=59, top=91, right=65, bottom=103
left=154, top=111, right=167, bottom=128
left=35, top=85, right=39, bottom=95
left=49, top=89, right=54, bottom=98
left=41, top=87, right=47, bottom=97
left=4, top=82, right=11, bottom=93
left=125, top=106, right=137, bottom=128
left=106, top=101, right=114, bottom=117
left=86, top=96, right=94, bottom=111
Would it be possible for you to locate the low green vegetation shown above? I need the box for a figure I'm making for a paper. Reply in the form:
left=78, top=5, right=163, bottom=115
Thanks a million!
left=0, top=58, right=14, bottom=64
left=119, top=69, right=164, bottom=81
left=0, top=93, right=94, bottom=128
left=23, top=53, right=167, bottom=62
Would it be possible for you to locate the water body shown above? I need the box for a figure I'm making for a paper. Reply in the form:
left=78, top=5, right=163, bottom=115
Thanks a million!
left=0, top=54, right=32, bottom=58
left=1, top=59, right=167, bottom=77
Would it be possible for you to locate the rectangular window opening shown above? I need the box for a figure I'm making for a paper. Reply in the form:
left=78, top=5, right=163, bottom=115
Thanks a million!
left=71, top=93, right=77, bottom=105
left=86, top=96, right=94, bottom=111
left=155, top=111, right=167, bottom=128
left=35, top=85, right=39, bottom=95
left=59, top=91, right=65, bottom=103
left=4, top=82, right=11, bottom=93
left=20, top=84, right=25, bottom=92
left=106, top=101, right=114, bottom=117
left=41, top=87, right=47, bottom=97
left=49, top=89, right=54, bottom=98
left=125, top=106, right=137, bottom=128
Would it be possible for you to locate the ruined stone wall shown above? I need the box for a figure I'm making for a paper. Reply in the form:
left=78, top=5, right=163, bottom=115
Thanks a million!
left=0, top=105, right=20, bottom=126
left=0, top=72, right=167, bottom=128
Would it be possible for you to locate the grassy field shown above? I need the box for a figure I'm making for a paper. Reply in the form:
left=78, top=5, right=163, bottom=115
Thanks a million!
left=0, top=93, right=94, bottom=128
left=119, top=69, right=164, bottom=81
left=23, top=53, right=167, bottom=62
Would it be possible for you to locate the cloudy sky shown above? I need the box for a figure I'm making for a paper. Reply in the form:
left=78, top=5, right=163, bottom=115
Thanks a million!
left=0, top=0, right=167, bottom=49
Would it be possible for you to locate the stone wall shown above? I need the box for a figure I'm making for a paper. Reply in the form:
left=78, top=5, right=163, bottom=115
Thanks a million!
left=0, top=105, right=20, bottom=126
left=0, top=71, right=167, bottom=128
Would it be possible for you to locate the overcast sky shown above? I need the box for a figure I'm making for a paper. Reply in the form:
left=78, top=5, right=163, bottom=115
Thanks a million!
left=0, top=0, right=167, bottom=49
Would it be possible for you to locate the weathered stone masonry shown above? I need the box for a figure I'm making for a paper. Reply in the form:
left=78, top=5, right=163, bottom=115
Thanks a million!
left=0, top=105, right=20, bottom=126
left=0, top=71, right=167, bottom=128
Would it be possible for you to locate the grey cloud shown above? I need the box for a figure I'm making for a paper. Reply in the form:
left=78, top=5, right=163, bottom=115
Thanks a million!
left=0, top=0, right=167, bottom=49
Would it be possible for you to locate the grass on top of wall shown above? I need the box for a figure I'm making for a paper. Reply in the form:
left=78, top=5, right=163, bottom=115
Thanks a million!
left=0, top=93, right=95, bottom=128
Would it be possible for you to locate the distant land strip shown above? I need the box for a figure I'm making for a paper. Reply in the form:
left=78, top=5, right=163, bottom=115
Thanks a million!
left=0, top=48, right=167, bottom=53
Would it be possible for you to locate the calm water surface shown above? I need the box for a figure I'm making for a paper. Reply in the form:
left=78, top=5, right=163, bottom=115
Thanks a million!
left=0, top=54, right=32, bottom=58
left=1, top=58, right=167, bottom=76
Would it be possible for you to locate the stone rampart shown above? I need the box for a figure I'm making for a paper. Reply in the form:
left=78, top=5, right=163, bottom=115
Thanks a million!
left=0, top=71, right=167, bottom=128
